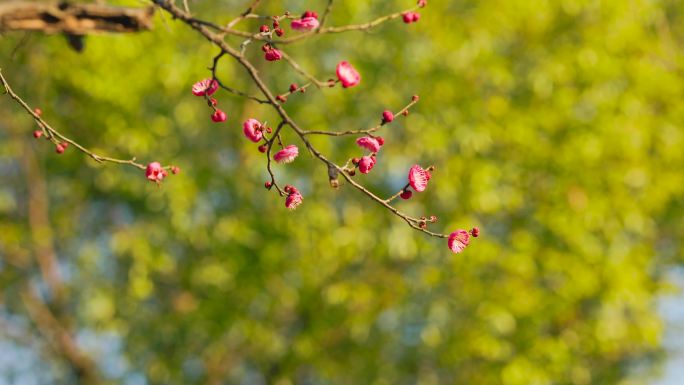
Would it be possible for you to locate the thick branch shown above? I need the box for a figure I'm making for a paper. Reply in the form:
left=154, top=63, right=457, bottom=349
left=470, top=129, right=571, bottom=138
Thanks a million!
left=0, top=1, right=154, bottom=34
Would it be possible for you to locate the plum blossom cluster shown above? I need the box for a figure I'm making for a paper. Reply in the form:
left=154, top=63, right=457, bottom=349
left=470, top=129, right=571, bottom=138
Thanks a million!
left=4, top=0, right=478, bottom=254
left=192, top=78, right=227, bottom=123
left=176, top=0, right=476, bottom=254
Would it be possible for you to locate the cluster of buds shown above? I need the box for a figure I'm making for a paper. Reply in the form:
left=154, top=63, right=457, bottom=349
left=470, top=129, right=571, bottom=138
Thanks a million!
left=402, top=12, right=421, bottom=24
left=181, top=3, right=475, bottom=253
left=262, top=43, right=283, bottom=62
left=192, top=78, right=226, bottom=122
left=29, top=107, right=71, bottom=154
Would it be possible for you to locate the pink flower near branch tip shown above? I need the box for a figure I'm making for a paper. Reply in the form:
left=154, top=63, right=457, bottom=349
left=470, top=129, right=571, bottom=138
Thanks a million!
left=291, top=16, right=320, bottom=31
left=192, top=78, right=218, bottom=96
left=358, top=155, right=376, bottom=174
left=211, top=109, right=227, bottom=122
left=273, top=145, right=299, bottom=163
left=146, top=162, right=168, bottom=183
left=402, top=12, right=420, bottom=24
left=265, top=48, right=282, bottom=61
left=285, top=191, right=303, bottom=210
left=448, top=230, right=470, bottom=253
left=408, top=165, right=430, bottom=192
left=243, top=118, right=264, bottom=142
left=336, top=61, right=361, bottom=88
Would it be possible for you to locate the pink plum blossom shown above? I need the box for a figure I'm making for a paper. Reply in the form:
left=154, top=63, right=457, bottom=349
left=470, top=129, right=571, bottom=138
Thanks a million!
left=408, top=165, right=430, bottom=192
left=192, top=78, right=218, bottom=96
left=336, top=61, right=361, bottom=88
left=273, top=145, right=299, bottom=163
left=448, top=229, right=470, bottom=254
left=358, top=155, right=376, bottom=174
left=243, top=119, right=264, bottom=142
left=291, top=16, right=320, bottom=31
left=146, top=162, right=167, bottom=183
left=356, top=136, right=382, bottom=153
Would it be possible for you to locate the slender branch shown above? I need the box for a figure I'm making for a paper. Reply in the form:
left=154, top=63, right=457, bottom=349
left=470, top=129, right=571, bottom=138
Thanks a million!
left=301, top=98, right=419, bottom=136
left=318, top=0, right=335, bottom=30
left=385, top=183, right=411, bottom=203
left=191, top=5, right=417, bottom=45
left=209, top=51, right=271, bottom=104
left=226, top=0, right=262, bottom=29
left=264, top=121, right=287, bottom=196
left=280, top=50, right=328, bottom=88
left=1, top=69, right=161, bottom=171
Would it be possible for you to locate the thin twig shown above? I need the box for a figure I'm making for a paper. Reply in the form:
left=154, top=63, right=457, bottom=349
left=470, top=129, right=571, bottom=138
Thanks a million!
left=193, top=5, right=417, bottom=45
left=226, top=0, right=262, bottom=28
left=209, top=51, right=271, bottom=104
left=280, top=50, right=328, bottom=88
left=301, top=98, right=419, bottom=136
left=1, top=69, right=163, bottom=171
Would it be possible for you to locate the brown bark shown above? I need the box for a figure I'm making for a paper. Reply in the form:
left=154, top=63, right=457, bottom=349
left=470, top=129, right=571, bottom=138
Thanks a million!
left=0, top=1, right=154, bottom=34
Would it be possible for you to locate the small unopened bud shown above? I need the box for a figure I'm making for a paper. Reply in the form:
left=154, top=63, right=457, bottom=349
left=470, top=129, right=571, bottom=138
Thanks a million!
left=34, top=108, right=42, bottom=117
left=55, top=144, right=65, bottom=154
left=289, top=83, right=298, bottom=93
left=382, top=110, right=394, bottom=123
left=272, top=20, right=280, bottom=28
left=259, top=25, right=270, bottom=33
left=419, top=221, right=427, bottom=229
left=171, top=166, right=181, bottom=175
left=402, top=110, right=409, bottom=116
left=412, top=94, right=420, bottom=102
left=418, top=0, right=427, bottom=7
left=429, top=215, right=437, bottom=222
left=470, top=227, right=480, bottom=237
left=351, top=157, right=360, bottom=166
left=347, top=169, right=356, bottom=176
left=265, top=181, right=273, bottom=189
left=275, top=28, right=284, bottom=36
left=258, top=144, right=268, bottom=153
left=33, top=130, right=43, bottom=139
left=400, top=190, right=413, bottom=200
left=276, top=95, right=287, bottom=103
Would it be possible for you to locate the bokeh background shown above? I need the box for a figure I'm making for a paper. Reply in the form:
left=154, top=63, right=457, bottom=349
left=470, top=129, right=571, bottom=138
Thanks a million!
left=1, top=0, right=684, bottom=384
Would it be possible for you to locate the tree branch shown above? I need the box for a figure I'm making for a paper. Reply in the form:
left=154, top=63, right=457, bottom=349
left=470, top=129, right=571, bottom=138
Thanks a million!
left=0, top=1, right=154, bottom=34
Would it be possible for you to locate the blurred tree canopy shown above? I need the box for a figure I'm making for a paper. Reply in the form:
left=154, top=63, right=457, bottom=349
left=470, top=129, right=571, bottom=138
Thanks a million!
left=1, top=0, right=684, bottom=384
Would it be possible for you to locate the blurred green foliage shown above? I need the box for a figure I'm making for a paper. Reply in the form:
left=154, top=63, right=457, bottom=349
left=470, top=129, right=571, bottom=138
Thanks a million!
left=1, top=0, right=684, bottom=384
